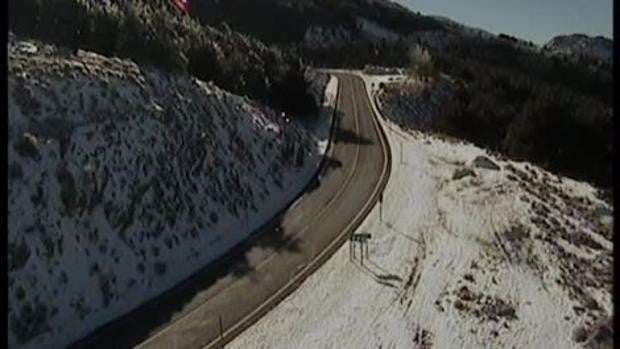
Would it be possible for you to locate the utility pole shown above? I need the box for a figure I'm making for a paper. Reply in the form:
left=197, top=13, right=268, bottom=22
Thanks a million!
left=351, top=233, right=372, bottom=264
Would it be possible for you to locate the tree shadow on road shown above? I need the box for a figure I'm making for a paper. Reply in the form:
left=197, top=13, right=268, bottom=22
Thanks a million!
left=69, top=90, right=358, bottom=349
left=69, top=212, right=301, bottom=349
left=336, top=127, right=373, bottom=145
left=311, top=108, right=374, bottom=146
left=306, top=153, right=343, bottom=193
left=252, top=216, right=302, bottom=255
left=324, top=155, right=343, bottom=169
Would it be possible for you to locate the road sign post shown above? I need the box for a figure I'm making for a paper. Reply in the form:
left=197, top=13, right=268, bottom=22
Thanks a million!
left=360, top=240, right=364, bottom=265
left=349, top=234, right=354, bottom=261
left=351, top=233, right=372, bottom=263
left=379, top=193, right=383, bottom=222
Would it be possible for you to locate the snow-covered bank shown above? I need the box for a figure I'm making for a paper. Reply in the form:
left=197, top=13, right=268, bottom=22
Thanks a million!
left=304, top=70, right=339, bottom=155
left=227, top=73, right=613, bottom=349
left=317, top=76, right=338, bottom=153
left=7, top=39, right=337, bottom=349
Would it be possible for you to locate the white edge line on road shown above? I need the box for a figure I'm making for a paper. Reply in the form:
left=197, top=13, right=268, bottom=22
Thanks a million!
left=202, top=74, right=391, bottom=349
left=204, top=74, right=391, bottom=349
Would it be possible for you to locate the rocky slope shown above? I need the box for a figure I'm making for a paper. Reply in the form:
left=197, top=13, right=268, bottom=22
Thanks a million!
left=543, top=34, right=612, bottom=65
left=7, top=39, right=335, bottom=349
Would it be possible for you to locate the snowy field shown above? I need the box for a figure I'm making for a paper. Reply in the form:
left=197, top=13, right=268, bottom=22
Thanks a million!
left=7, top=39, right=337, bottom=349
left=227, top=73, right=613, bottom=349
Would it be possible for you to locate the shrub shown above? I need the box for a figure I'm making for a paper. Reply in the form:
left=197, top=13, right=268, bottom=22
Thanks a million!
left=153, top=261, right=167, bottom=276
left=8, top=162, right=23, bottom=180
left=8, top=238, right=31, bottom=272
left=13, top=136, right=40, bottom=161
left=10, top=300, right=50, bottom=344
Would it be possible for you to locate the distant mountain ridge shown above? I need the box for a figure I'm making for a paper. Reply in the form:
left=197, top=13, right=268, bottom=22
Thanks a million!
left=429, top=15, right=494, bottom=39
left=543, top=33, right=612, bottom=65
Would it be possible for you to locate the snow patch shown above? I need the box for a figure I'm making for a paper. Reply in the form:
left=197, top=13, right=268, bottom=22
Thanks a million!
left=7, top=39, right=338, bottom=349
left=227, top=73, right=612, bottom=349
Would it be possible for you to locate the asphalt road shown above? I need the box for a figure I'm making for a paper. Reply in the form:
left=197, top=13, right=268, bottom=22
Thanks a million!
left=69, top=73, right=391, bottom=349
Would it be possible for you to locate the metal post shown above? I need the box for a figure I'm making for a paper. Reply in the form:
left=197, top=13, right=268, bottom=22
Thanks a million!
left=360, top=241, right=364, bottom=265
left=379, top=194, right=383, bottom=222
left=349, top=237, right=353, bottom=261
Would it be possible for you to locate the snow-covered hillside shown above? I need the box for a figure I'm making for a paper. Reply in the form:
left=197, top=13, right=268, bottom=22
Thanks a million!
left=544, top=34, right=612, bottom=65
left=227, top=73, right=613, bottom=349
left=7, top=39, right=337, bottom=349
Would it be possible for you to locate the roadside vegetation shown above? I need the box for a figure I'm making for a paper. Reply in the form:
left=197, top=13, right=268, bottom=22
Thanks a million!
left=434, top=35, right=612, bottom=104
left=430, top=36, right=612, bottom=188
left=367, top=23, right=612, bottom=189
left=9, top=0, right=612, bottom=188
left=190, top=0, right=443, bottom=44
left=8, top=0, right=316, bottom=116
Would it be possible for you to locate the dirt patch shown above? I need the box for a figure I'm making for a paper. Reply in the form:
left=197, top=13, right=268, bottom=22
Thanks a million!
left=440, top=283, right=519, bottom=324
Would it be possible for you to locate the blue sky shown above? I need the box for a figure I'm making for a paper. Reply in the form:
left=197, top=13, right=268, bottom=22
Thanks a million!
left=396, top=0, right=613, bottom=44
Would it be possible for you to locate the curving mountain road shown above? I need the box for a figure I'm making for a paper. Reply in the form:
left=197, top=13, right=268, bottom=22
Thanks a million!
left=69, top=73, right=391, bottom=349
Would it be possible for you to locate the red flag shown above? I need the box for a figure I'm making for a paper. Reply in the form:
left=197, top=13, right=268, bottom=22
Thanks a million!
left=174, top=0, right=189, bottom=14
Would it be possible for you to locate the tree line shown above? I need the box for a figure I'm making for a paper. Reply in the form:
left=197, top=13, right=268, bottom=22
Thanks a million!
left=8, top=0, right=316, bottom=116
left=433, top=54, right=612, bottom=187
left=189, top=0, right=444, bottom=45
